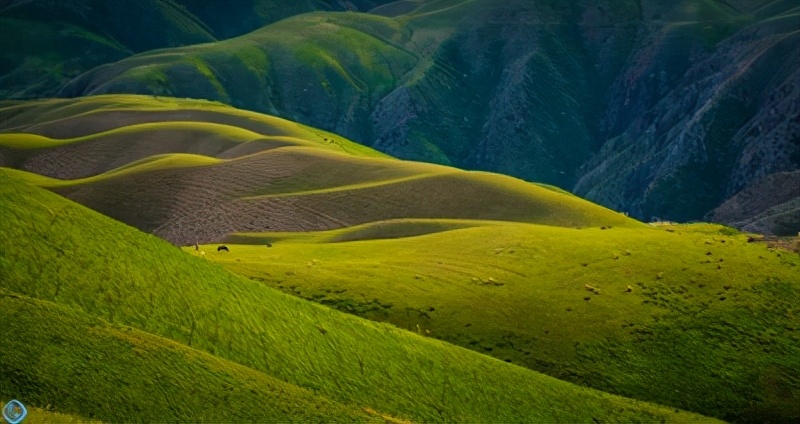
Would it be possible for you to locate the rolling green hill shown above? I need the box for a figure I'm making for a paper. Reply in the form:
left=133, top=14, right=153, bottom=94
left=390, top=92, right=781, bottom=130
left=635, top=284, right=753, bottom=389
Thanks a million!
left=3, top=295, right=379, bottom=422
left=1, top=3, right=797, bottom=421
left=0, top=95, right=636, bottom=245
left=200, top=220, right=800, bottom=422
left=3, top=97, right=788, bottom=420
left=0, top=0, right=395, bottom=99
left=0, top=170, right=712, bottom=422
left=58, top=12, right=417, bottom=134
left=36, top=0, right=798, bottom=233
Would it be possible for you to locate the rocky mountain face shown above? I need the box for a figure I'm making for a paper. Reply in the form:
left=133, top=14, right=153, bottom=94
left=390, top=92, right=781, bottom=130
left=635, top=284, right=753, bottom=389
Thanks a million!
left=575, top=0, right=800, bottom=226
left=2, top=0, right=798, bottom=234
left=708, top=171, right=799, bottom=236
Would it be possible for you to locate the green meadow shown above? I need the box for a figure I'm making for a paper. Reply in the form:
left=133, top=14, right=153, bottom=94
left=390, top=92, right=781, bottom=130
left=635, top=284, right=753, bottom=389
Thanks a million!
left=0, top=171, right=712, bottom=422
left=203, top=220, right=800, bottom=421
left=1, top=95, right=796, bottom=422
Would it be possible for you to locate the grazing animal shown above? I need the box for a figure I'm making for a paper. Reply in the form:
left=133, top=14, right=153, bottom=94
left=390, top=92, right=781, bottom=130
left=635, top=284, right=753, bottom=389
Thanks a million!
left=217, top=245, right=229, bottom=252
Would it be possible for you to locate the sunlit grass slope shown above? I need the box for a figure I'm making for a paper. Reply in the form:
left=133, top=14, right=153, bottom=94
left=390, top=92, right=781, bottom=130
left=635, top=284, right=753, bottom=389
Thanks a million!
left=1, top=294, right=377, bottom=422
left=0, top=95, right=638, bottom=245
left=205, top=221, right=800, bottom=422
left=225, top=218, right=502, bottom=244
left=2, top=147, right=637, bottom=244
left=0, top=400, right=103, bottom=424
left=0, top=95, right=385, bottom=164
left=0, top=171, right=711, bottom=422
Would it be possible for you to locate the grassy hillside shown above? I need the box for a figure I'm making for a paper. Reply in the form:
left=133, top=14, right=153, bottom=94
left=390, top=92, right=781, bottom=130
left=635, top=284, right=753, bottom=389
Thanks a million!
left=4, top=147, right=636, bottom=244
left=0, top=170, right=711, bottom=422
left=58, top=12, right=417, bottom=142
left=0, top=95, right=636, bottom=245
left=2, top=294, right=378, bottom=422
left=201, top=220, right=800, bottom=421
left=0, top=95, right=383, bottom=159
left=0, top=0, right=394, bottom=98
left=0, top=0, right=211, bottom=99
left=0, top=400, right=102, bottom=424
left=43, top=0, right=799, bottom=233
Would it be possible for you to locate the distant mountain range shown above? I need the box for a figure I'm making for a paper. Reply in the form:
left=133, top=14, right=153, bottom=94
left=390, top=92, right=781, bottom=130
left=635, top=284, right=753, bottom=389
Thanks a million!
left=1, top=0, right=797, bottom=234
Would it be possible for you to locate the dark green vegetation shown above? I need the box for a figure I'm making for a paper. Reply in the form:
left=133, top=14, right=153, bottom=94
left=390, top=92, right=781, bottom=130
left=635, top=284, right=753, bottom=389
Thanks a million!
left=4, top=0, right=793, bottom=232
left=205, top=222, right=800, bottom=422
left=0, top=0, right=394, bottom=99
left=0, top=171, right=712, bottom=422
left=0, top=95, right=636, bottom=245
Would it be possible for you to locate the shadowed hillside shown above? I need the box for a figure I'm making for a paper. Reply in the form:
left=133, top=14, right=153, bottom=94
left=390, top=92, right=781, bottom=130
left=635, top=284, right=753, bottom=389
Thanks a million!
left=0, top=96, right=636, bottom=245
left=35, top=0, right=798, bottom=234
left=58, top=12, right=418, bottom=139
left=0, top=0, right=396, bottom=99
left=707, top=170, right=800, bottom=236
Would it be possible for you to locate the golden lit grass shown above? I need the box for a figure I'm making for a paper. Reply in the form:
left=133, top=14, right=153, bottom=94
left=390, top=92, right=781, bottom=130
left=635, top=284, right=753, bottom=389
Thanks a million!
left=0, top=171, right=713, bottom=422
left=5, top=143, right=638, bottom=238
left=205, top=221, right=800, bottom=421
left=0, top=95, right=388, bottom=159
left=225, top=218, right=503, bottom=244
left=2, top=154, right=220, bottom=188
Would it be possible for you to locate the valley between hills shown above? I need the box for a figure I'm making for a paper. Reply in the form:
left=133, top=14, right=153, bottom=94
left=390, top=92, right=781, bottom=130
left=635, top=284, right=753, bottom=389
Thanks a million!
left=1, top=1, right=798, bottom=423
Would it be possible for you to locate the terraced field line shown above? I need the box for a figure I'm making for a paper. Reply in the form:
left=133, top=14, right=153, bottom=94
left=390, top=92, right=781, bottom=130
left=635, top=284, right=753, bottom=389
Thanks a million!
left=241, top=172, right=456, bottom=199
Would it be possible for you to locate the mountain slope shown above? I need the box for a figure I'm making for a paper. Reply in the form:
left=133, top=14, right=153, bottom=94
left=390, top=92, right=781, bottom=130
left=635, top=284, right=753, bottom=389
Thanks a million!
left=2, top=293, right=377, bottom=422
left=205, top=221, right=800, bottom=422
left=0, top=170, right=711, bottom=422
left=707, top=170, right=800, bottom=236
left=58, top=12, right=418, bottom=137
left=574, top=1, right=800, bottom=225
left=47, top=0, right=799, bottom=233
left=0, top=0, right=395, bottom=99
left=0, top=95, right=637, bottom=245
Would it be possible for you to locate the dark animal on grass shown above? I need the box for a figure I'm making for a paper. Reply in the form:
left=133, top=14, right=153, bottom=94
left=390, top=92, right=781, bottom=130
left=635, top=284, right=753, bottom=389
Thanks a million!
left=218, top=245, right=229, bottom=252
